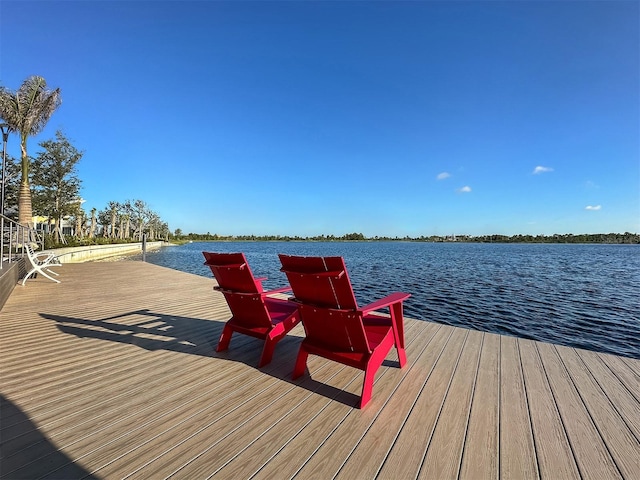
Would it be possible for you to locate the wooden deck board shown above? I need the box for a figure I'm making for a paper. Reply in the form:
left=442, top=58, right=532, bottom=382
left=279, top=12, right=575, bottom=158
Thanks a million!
left=417, top=329, right=484, bottom=479
left=1, top=261, right=639, bottom=479
left=459, top=332, right=500, bottom=480
left=374, top=327, right=469, bottom=479
left=499, top=335, right=539, bottom=479
left=519, top=339, right=581, bottom=479
left=536, top=342, right=621, bottom=479
left=328, top=322, right=444, bottom=480
left=555, top=345, right=640, bottom=479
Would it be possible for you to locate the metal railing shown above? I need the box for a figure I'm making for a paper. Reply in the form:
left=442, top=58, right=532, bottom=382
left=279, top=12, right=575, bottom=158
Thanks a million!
left=1, top=214, right=42, bottom=269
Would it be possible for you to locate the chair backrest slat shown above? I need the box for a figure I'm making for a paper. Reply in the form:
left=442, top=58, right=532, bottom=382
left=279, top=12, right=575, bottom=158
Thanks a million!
left=203, top=252, right=262, bottom=293
left=279, top=254, right=369, bottom=353
left=279, top=255, right=358, bottom=310
left=203, top=252, right=271, bottom=328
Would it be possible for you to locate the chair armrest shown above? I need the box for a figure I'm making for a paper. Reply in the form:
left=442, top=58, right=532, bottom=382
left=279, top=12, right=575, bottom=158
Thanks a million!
left=36, top=253, right=59, bottom=265
left=359, top=292, right=411, bottom=315
left=214, top=285, right=292, bottom=296
left=253, top=276, right=267, bottom=292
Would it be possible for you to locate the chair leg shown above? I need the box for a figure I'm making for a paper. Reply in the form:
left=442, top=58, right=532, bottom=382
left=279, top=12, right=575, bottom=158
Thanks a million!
left=360, top=362, right=379, bottom=409
left=396, top=347, right=407, bottom=367
left=21, top=265, right=61, bottom=285
left=216, top=324, right=233, bottom=352
left=21, top=269, right=37, bottom=286
left=37, top=268, right=61, bottom=284
left=390, top=302, right=407, bottom=368
left=258, top=339, right=277, bottom=367
left=292, top=347, right=309, bottom=379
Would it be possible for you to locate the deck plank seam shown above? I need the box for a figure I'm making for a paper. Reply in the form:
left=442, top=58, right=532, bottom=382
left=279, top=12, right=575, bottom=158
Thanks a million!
left=552, top=345, right=627, bottom=480
left=497, top=334, right=502, bottom=480
left=86, top=350, right=304, bottom=478
left=3, top=341, right=282, bottom=478
left=514, top=337, right=542, bottom=480
left=0, top=313, right=224, bottom=376
left=118, top=374, right=307, bottom=479
left=160, top=364, right=351, bottom=480
left=206, top=369, right=365, bottom=479
left=532, top=340, right=583, bottom=479
left=593, top=354, right=640, bottom=406
left=253, top=405, right=354, bottom=480
left=1, top=330, right=255, bottom=413
left=415, top=329, right=471, bottom=480
left=456, top=331, right=487, bottom=480
left=331, top=323, right=448, bottom=479
left=259, top=321, right=430, bottom=480
left=280, top=320, right=430, bottom=480
left=282, top=321, right=429, bottom=480
left=2, top=357, right=239, bottom=455
left=0, top=322, right=233, bottom=420
left=369, top=325, right=451, bottom=480
left=1, top=319, right=223, bottom=394
left=573, top=350, right=640, bottom=445
left=620, top=357, right=640, bottom=377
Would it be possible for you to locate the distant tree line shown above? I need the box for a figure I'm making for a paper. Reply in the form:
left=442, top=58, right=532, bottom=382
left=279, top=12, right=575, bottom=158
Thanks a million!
left=174, top=231, right=639, bottom=244
left=174, top=231, right=368, bottom=242
left=458, top=233, right=640, bottom=244
left=3, top=131, right=170, bottom=248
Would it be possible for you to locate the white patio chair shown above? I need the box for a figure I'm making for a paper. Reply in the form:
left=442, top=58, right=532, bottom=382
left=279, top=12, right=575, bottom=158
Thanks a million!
left=21, top=243, right=62, bottom=285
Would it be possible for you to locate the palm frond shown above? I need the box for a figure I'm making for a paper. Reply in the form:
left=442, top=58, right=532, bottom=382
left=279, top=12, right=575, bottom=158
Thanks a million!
left=0, top=86, right=21, bottom=130
left=15, top=76, right=62, bottom=136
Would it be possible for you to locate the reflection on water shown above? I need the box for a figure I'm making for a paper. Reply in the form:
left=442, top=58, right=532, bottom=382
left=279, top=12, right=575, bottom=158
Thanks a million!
left=138, top=242, right=640, bottom=359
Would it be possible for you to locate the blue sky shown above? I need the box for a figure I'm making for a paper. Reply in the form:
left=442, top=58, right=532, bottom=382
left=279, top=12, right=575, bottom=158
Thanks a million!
left=1, top=1, right=638, bottom=237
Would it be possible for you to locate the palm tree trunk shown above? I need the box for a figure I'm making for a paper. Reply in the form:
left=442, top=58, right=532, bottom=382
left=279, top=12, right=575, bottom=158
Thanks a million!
left=17, top=182, right=33, bottom=228
left=89, top=209, right=96, bottom=238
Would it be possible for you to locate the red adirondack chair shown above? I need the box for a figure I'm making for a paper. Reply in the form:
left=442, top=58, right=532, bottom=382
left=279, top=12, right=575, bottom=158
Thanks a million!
left=278, top=254, right=410, bottom=408
left=203, top=252, right=301, bottom=367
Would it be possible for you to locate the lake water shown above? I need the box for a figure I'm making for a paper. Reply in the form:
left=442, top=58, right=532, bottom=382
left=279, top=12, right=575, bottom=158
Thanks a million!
left=135, top=241, right=640, bottom=359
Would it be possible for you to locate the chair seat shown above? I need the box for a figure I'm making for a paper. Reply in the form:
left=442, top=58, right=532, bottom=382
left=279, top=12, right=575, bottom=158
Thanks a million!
left=302, top=324, right=393, bottom=368
left=228, top=298, right=299, bottom=338
left=264, top=297, right=299, bottom=324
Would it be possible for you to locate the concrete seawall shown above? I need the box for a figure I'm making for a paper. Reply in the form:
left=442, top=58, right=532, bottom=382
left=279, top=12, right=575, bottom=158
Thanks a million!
left=51, top=241, right=167, bottom=263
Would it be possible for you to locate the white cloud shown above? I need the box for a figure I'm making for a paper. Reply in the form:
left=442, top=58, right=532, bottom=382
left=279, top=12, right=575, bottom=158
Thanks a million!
left=457, top=186, right=472, bottom=193
left=437, top=172, right=451, bottom=180
left=533, top=166, right=553, bottom=174
left=585, top=205, right=602, bottom=211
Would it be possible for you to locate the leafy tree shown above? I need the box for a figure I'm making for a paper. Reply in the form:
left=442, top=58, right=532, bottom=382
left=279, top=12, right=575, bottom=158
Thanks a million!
left=1, top=153, right=21, bottom=219
left=31, top=131, right=83, bottom=243
left=130, top=199, right=150, bottom=240
left=97, top=209, right=111, bottom=237
left=70, top=206, right=86, bottom=239
left=0, top=76, right=61, bottom=227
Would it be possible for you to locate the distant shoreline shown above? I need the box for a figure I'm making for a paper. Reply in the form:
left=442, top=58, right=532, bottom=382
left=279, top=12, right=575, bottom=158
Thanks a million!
left=174, top=232, right=639, bottom=245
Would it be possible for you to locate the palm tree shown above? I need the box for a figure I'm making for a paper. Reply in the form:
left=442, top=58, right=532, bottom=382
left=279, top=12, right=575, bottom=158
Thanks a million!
left=0, top=76, right=61, bottom=227
left=107, top=201, right=120, bottom=238
left=89, top=208, right=97, bottom=238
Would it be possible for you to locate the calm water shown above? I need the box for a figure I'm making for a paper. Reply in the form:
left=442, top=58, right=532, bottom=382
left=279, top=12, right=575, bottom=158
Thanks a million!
left=137, top=242, right=640, bottom=359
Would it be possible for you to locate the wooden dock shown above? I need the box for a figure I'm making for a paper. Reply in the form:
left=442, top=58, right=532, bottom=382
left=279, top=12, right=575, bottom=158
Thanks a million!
left=1, top=261, right=638, bottom=479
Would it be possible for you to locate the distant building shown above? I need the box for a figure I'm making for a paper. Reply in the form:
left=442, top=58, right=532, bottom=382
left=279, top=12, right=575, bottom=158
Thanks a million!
left=33, top=216, right=75, bottom=236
